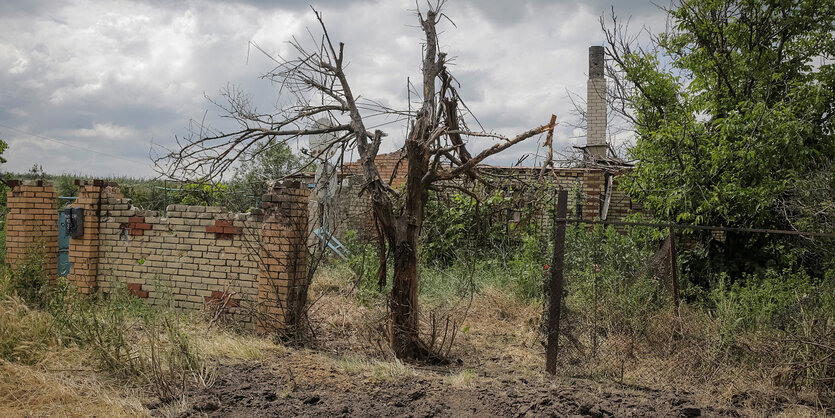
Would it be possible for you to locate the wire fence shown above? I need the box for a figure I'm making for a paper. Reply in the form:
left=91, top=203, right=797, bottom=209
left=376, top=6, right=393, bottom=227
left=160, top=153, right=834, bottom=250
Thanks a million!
left=544, top=190, right=835, bottom=397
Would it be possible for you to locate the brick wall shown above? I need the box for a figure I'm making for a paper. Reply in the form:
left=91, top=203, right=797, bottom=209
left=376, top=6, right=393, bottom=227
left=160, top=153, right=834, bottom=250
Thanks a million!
left=96, top=184, right=264, bottom=325
left=3, top=179, right=310, bottom=333
left=326, top=165, right=641, bottom=240
left=342, top=150, right=408, bottom=188
left=67, top=182, right=103, bottom=294
left=4, top=180, right=58, bottom=281
left=256, top=181, right=309, bottom=333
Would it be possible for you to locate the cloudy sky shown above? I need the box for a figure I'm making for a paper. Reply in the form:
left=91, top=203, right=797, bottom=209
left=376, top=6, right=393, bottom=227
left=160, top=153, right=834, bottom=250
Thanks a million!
left=0, top=0, right=665, bottom=178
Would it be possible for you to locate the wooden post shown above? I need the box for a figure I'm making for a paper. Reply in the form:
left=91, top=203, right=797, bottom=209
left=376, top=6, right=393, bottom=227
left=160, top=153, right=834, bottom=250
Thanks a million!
left=668, top=227, right=680, bottom=309
left=546, top=189, right=568, bottom=374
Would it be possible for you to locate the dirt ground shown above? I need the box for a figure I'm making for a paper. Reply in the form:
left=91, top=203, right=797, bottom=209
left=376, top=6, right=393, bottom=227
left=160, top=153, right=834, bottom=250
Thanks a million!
left=165, top=350, right=728, bottom=417
left=145, top=279, right=826, bottom=417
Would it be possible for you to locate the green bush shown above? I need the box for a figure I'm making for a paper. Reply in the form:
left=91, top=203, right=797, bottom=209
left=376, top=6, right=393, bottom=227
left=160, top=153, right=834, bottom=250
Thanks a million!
left=342, top=230, right=388, bottom=305
left=6, top=242, right=50, bottom=308
left=176, top=183, right=229, bottom=207
left=562, top=223, right=667, bottom=336
left=421, top=188, right=551, bottom=266
left=709, top=269, right=816, bottom=336
left=418, top=229, right=549, bottom=304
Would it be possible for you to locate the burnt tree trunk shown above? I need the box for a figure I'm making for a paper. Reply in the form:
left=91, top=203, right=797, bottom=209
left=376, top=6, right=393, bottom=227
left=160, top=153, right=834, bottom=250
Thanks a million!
left=388, top=125, right=432, bottom=357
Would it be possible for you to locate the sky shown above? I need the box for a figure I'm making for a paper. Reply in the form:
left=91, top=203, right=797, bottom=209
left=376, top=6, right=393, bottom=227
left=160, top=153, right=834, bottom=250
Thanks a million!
left=0, top=0, right=666, bottom=179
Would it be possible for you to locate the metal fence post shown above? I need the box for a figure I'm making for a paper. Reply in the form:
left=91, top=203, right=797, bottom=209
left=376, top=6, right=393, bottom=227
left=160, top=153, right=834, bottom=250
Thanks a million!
left=546, top=189, right=568, bottom=374
left=668, top=226, right=680, bottom=310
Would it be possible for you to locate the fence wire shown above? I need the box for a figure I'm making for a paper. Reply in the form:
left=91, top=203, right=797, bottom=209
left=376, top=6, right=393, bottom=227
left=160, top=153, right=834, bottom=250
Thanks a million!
left=544, top=212, right=835, bottom=401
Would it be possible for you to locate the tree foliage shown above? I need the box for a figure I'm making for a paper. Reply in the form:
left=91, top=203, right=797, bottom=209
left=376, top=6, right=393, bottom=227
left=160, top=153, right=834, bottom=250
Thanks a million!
left=607, top=0, right=835, bottom=229
left=0, top=138, right=9, bottom=211
left=0, top=138, right=7, bottom=165
left=229, top=140, right=308, bottom=207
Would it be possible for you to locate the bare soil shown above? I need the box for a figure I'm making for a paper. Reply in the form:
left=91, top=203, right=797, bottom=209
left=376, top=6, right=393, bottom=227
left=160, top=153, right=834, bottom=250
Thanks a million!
left=161, top=350, right=734, bottom=417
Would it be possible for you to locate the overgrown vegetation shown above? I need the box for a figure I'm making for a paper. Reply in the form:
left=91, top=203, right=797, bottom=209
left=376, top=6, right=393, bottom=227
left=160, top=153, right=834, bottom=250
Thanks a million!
left=0, top=249, right=217, bottom=404
left=604, top=0, right=835, bottom=285
left=336, top=194, right=834, bottom=406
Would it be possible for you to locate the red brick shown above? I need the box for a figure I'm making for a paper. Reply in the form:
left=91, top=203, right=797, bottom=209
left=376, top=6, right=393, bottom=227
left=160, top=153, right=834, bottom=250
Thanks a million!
left=127, top=283, right=149, bottom=298
left=222, top=226, right=242, bottom=235
left=204, top=291, right=239, bottom=307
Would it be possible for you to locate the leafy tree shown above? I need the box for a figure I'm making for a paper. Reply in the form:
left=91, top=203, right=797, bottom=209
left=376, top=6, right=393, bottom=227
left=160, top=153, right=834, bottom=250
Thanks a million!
left=0, top=138, right=7, bottom=165
left=0, top=138, right=9, bottom=208
left=229, top=140, right=309, bottom=209
left=605, top=0, right=835, bottom=279
left=608, top=0, right=834, bottom=227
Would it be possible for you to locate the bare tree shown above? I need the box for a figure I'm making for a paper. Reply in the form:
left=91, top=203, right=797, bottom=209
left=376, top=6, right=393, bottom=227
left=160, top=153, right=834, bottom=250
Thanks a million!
left=156, top=3, right=555, bottom=359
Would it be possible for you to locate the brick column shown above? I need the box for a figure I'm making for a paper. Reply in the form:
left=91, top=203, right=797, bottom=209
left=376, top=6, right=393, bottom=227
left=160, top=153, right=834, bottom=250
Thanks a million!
left=4, top=180, right=59, bottom=281
left=67, top=180, right=104, bottom=294
left=256, top=181, right=310, bottom=334
left=582, top=170, right=606, bottom=221
left=586, top=45, right=608, bottom=158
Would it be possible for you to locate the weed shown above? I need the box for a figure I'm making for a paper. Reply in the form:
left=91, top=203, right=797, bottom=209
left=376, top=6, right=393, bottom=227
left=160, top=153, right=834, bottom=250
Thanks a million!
left=371, top=357, right=416, bottom=381
left=445, top=368, right=477, bottom=388
left=6, top=242, right=50, bottom=308
left=0, top=251, right=215, bottom=403
left=0, top=295, right=54, bottom=364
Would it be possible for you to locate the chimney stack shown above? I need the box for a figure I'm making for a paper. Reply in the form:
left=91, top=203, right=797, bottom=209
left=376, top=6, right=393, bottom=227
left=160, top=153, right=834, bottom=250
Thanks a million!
left=586, top=46, right=607, bottom=158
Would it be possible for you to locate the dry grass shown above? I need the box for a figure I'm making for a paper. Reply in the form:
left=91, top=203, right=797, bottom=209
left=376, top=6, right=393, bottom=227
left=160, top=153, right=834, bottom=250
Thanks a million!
left=333, top=352, right=416, bottom=382
left=449, top=286, right=544, bottom=376
left=309, top=263, right=354, bottom=296
left=445, top=368, right=478, bottom=388
left=307, top=265, right=834, bottom=415
left=188, top=324, right=283, bottom=361
left=0, top=348, right=148, bottom=417
left=0, top=296, right=54, bottom=365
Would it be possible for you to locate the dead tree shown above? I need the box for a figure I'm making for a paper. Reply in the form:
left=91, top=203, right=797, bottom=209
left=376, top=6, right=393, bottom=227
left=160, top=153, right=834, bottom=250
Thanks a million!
left=155, top=3, right=555, bottom=359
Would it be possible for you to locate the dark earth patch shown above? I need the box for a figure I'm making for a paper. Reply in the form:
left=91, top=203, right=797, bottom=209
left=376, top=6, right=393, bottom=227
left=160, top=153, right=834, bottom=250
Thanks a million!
left=158, top=352, right=738, bottom=417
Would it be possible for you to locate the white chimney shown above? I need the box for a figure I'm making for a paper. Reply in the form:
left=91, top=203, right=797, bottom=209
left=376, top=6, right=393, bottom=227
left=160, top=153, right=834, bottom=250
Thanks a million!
left=586, top=46, right=607, bottom=158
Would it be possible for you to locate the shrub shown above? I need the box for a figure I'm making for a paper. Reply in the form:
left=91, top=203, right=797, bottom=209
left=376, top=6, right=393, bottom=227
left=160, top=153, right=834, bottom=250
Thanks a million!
left=6, top=242, right=50, bottom=308
left=342, top=230, right=387, bottom=305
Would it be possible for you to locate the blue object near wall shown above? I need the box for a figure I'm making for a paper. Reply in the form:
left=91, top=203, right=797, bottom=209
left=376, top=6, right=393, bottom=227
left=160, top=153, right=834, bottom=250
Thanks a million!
left=57, top=210, right=72, bottom=277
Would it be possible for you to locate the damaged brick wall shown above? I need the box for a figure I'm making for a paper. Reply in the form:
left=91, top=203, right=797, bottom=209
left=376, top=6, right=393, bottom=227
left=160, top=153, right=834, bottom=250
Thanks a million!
left=327, top=165, right=640, bottom=240
left=3, top=179, right=309, bottom=333
left=95, top=183, right=264, bottom=325
left=256, top=182, right=309, bottom=333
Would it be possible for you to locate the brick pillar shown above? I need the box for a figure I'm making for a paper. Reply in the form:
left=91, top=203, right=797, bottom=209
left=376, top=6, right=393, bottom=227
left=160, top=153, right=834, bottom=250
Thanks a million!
left=583, top=170, right=606, bottom=221
left=586, top=45, right=608, bottom=158
left=4, top=180, right=59, bottom=281
left=256, top=181, right=310, bottom=334
left=67, top=180, right=103, bottom=294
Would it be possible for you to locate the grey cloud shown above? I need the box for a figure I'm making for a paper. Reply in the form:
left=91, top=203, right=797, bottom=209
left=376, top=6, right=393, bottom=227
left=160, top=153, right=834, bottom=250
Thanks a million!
left=452, top=0, right=662, bottom=25
left=0, top=0, right=664, bottom=177
left=201, top=0, right=375, bottom=11
left=0, top=0, right=54, bottom=17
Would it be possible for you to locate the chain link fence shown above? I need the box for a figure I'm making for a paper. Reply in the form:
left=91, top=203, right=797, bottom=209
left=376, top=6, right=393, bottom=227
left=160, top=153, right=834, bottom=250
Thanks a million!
left=543, top=196, right=835, bottom=402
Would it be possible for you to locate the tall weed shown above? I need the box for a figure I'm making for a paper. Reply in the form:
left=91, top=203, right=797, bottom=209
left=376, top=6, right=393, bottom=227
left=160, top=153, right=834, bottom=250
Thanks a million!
left=0, top=251, right=214, bottom=401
